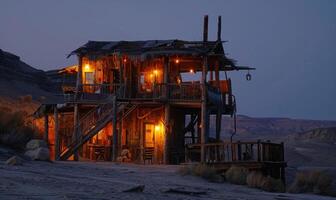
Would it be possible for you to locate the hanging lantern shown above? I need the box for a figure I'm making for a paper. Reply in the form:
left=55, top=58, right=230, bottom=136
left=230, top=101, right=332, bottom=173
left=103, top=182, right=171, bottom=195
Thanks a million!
left=246, top=70, right=252, bottom=81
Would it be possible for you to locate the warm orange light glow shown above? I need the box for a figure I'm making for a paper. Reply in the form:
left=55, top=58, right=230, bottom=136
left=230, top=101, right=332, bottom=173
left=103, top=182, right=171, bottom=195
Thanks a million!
left=123, top=58, right=127, bottom=63
left=149, top=74, right=153, bottom=78
left=84, top=64, right=90, bottom=71
left=155, top=125, right=161, bottom=132
left=175, top=59, right=180, bottom=64
left=189, top=69, right=194, bottom=73
left=153, top=70, right=158, bottom=75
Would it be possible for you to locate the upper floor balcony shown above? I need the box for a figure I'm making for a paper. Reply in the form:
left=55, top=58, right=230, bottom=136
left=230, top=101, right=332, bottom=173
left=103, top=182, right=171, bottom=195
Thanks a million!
left=62, top=80, right=235, bottom=114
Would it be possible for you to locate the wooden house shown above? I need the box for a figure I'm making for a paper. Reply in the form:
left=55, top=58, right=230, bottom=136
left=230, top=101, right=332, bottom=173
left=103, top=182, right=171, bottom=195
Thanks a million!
left=33, top=16, right=286, bottom=183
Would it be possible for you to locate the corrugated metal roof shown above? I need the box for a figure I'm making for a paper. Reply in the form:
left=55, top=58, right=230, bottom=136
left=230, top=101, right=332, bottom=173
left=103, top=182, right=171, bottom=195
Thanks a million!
left=68, top=40, right=225, bottom=58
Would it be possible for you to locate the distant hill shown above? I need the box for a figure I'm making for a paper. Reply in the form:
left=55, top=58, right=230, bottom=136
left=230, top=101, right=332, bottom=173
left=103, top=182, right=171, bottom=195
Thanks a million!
left=288, top=127, right=336, bottom=143
left=209, top=115, right=336, bottom=139
left=0, top=49, right=55, bottom=100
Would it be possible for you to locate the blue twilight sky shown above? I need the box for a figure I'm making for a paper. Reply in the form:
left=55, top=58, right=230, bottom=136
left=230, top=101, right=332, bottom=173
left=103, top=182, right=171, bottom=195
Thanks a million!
left=0, top=0, right=335, bottom=120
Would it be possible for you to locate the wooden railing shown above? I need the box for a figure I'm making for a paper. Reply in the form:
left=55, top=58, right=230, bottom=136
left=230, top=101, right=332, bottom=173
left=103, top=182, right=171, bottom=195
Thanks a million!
left=185, top=141, right=284, bottom=164
left=81, top=84, right=124, bottom=96
left=62, top=82, right=234, bottom=104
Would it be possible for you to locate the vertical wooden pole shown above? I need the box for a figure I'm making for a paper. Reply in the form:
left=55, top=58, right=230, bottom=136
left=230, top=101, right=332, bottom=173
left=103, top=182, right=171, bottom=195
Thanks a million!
left=203, top=15, right=208, bottom=43
left=217, top=16, right=222, bottom=41
left=215, top=62, right=222, bottom=141
left=120, top=56, right=125, bottom=98
left=112, top=95, right=118, bottom=161
left=54, top=106, right=59, bottom=161
left=44, top=114, right=48, bottom=143
left=215, top=61, right=220, bottom=87
left=73, top=55, right=83, bottom=161
left=163, top=56, right=170, bottom=164
left=215, top=111, right=222, bottom=141
left=73, top=105, right=79, bottom=161
left=118, top=118, right=122, bottom=154
left=139, top=116, right=144, bottom=163
left=201, top=56, right=208, bottom=163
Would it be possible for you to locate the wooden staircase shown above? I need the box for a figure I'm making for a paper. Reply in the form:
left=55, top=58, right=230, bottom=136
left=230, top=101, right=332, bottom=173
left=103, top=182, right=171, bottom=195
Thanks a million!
left=59, top=98, right=136, bottom=161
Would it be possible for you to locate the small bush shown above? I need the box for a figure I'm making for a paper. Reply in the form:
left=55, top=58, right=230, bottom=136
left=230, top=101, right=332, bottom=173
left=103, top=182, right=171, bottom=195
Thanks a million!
left=289, top=170, right=334, bottom=196
left=178, top=164, right=222, bottom=182
left=246, top=171, right=265, bottom=188
left=0, top=108, right=39, bottom=149
left=225, top=166, right=248, bottom=185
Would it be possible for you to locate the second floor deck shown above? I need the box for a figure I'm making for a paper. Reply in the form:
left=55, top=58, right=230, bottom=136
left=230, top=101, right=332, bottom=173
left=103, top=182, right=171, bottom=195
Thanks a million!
left=62, top=81, right=235, bottom=113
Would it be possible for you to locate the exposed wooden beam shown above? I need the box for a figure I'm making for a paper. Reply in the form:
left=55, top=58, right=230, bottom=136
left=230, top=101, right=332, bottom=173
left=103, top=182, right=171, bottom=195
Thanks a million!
left=44, top=114, right=48, bottom=143
left=203, top=15, right=208, bottom=43
left=201, top=56, right=208, bottom=163
left=217, top=16, right=222, bottom=41
left=54, top=106, right=60, bottom=161
left=163, top=56, right=170, bottom=164
left=112, top=95, right=118, bottom=161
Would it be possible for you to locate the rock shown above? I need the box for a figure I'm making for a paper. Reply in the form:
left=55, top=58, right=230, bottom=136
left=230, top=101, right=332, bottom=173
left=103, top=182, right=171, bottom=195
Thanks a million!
left=24, top=147, right=50, bottom=161
left=5, top=156, right=23, bottom=166
left=163, top=187, right=207, bottom=196
left=123, top=185, right=145, bottom=193
left=26, top=139, right=48, bottom=150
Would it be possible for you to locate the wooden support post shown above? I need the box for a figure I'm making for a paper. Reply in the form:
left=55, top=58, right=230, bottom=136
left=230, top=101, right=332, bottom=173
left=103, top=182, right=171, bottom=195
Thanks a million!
left=118, top=118, right=122, bottom=154
left=215, top=111, right=222, bottom=141
left=112, top=95, right=118, bottom=161
left=54, top=106, right=59, bottom=161
left=44, top=114, right=48, bottom=143
left=164, top=105, right=170, bottom=164
left=215, top=61, right=220, bottom=87
left=73, top=55, right=83, bottom=161
left=203, top=15, right=208, bottom=43
left=201, top=56, right=208, bottom=163
left=139, top=117, right=144, bottom=163
left=73, top=105, right=79, bottom=161
left=120, top=56, right=125, bottom=98
left=163, top=56, right=170, bottom=164
left=217, top=16, right=222, bottom=41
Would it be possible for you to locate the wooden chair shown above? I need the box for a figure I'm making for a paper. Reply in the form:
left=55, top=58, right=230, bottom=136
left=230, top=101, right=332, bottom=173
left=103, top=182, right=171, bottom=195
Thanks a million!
left=144, top=147, right=154, bottom=164
left=94, top=146, right=105, bottom=161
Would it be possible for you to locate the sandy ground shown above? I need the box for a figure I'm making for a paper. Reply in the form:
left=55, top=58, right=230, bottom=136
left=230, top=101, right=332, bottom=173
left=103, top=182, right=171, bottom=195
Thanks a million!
left=0, top=160, right=335, bottom=200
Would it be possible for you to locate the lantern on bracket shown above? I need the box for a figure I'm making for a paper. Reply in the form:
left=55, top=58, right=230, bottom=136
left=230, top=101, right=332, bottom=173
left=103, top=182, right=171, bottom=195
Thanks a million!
left=246, top=70, right=252, bottom=81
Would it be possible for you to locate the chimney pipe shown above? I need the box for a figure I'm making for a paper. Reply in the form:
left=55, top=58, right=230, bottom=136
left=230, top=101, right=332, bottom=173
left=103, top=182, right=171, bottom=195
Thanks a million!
left=203, top=15, right=208, bottom=42
left=217, top=16, right=222, bottom=41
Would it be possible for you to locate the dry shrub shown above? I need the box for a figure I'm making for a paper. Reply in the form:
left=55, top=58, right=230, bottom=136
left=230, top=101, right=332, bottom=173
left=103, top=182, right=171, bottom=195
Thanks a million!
left=0, top=108, right=39, bottom=149
left=246, top=171, right=265, bottom=188
left=247, top=172, right=285, bottom=192
left=178, top=164, right=222, bottom=182
left=225, top=166, right=248, bottom=185
left=289, top=170, right=334, bottom=196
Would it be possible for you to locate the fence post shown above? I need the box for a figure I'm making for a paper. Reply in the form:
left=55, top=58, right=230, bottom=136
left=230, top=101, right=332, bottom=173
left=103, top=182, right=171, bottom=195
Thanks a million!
left=237, top=141, right=241, bottom=161
left=257, top=140, right=261, bottom=162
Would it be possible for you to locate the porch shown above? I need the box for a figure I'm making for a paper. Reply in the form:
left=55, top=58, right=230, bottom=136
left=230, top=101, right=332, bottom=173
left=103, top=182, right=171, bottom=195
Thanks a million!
left=184, top=141, right=286, bottom=182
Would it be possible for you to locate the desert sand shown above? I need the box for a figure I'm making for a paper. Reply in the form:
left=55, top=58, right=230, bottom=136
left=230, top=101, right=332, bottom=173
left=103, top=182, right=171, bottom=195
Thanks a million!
left=0, top=160, right=335, bottom=200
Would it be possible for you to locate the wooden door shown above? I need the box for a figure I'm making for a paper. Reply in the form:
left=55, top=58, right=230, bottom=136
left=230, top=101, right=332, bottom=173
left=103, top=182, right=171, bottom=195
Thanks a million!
left=144, top=123, right=155, bottom=148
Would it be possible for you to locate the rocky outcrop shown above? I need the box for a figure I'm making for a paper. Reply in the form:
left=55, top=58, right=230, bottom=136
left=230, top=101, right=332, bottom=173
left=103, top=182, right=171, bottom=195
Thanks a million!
left=0, top=48, right=56, bottom=100
left=24, top=139, right=50, bottom=161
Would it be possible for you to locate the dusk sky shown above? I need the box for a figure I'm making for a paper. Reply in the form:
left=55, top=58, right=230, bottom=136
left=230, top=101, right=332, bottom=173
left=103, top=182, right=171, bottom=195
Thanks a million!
left=1, top=0, right=335, bottom=120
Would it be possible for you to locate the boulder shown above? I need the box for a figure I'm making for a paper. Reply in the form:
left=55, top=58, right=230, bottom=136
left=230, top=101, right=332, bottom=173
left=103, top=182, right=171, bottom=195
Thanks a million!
left=5, top=156, right=23, bottom=166
left=26, top=139, right=48, bottom=150
left=24, top=147, right=50, bottom=161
